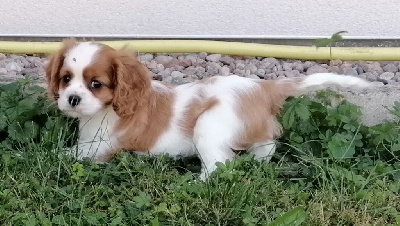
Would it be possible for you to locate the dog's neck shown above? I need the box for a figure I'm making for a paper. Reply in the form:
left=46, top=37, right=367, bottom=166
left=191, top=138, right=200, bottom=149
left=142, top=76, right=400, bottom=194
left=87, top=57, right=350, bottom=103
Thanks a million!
left=78, top=106, right=120, bottom=142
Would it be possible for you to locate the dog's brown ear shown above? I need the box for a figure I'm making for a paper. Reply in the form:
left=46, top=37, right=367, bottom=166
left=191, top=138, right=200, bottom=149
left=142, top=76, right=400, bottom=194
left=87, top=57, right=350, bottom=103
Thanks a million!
left=112, top=50, right=151, bottom=117
left=45, top=38, right=77, bottom=101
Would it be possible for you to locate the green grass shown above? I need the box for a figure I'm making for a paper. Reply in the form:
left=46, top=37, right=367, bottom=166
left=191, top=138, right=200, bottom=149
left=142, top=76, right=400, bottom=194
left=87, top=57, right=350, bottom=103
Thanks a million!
left=1, top=79, right=400, bottom=225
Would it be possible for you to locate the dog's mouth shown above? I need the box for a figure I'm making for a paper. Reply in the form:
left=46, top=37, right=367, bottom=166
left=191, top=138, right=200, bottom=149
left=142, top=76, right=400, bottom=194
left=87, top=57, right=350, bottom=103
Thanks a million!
left=62, top=109, right=84, bottom=117
left=61, top=106, right=103, bottom=117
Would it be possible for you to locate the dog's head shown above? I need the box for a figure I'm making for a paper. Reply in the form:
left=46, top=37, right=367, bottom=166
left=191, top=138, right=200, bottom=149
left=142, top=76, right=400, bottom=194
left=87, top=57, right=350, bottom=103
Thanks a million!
left=45, top=39, right=151, bottom=118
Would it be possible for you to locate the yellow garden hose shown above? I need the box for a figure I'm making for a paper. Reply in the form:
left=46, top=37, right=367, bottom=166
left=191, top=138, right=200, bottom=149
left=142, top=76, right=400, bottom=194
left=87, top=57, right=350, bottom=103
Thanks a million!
left=0, top=39, right=399, bottom=61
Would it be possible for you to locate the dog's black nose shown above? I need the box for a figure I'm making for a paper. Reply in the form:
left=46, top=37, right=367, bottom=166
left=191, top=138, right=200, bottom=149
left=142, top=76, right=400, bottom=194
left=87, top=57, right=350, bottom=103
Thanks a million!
left=68, top=95, right=81, bottom=107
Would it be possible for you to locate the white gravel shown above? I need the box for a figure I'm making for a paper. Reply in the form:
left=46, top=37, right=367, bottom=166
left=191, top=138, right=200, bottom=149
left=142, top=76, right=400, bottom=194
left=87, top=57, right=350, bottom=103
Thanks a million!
left=0, top=52, right=399, bottom=125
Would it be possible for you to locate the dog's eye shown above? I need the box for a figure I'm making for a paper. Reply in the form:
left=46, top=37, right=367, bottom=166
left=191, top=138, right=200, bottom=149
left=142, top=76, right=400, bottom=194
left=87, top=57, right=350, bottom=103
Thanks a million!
left=61, top=75, right=71, bottom=84
left=91, top=80, right=102, bottom=89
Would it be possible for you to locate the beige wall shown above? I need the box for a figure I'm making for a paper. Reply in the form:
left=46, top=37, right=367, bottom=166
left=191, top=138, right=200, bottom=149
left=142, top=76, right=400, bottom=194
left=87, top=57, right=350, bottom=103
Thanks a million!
left=1, top=0, right=399, bottom=39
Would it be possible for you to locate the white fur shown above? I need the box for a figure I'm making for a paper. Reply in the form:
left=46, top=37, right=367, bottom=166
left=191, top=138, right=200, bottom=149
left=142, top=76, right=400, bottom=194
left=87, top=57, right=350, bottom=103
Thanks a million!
left=56, top=43, right=371, bottom=180
left=249, top=141, right=276, bottom=161
left=70, top=107, right=120, bottom=161
left=299, top=72, right=372, bottom=92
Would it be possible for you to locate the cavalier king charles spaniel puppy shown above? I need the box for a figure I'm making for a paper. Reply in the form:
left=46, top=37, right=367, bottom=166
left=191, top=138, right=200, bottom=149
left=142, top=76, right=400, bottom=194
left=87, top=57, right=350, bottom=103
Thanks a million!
left=45, top=39, right=371, bottom=179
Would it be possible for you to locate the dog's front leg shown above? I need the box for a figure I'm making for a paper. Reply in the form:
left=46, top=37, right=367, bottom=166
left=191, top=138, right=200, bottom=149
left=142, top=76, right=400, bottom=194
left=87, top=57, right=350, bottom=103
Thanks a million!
left=67, top=139, right=114, bottom=163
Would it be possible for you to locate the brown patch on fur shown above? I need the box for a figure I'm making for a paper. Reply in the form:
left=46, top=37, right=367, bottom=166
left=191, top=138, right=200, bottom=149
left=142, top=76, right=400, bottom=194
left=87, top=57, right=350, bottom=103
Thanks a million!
left=45, top=38, right=78, bottom=101
left=115, top=86, right=174, bottom=152
left=178, top=77, right=219, bottom=137
left=233, top=78, right=303, bottom=150
left=180, top=92, right=219, bottom=137
left=111, top=49, right=153, bottom=117
left=103, top=49, right=175, bottom=152
left=82, top=47, right=116, bottom=105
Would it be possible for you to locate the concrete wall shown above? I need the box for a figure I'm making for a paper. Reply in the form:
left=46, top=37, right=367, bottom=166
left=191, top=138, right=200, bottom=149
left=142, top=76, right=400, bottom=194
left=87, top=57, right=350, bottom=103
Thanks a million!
left=1, top=0, right=399, bottom=39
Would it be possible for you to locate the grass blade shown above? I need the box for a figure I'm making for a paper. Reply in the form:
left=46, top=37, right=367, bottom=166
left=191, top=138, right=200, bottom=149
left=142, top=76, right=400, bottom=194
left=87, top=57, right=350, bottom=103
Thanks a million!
left=267, top=206, right=306, bottom=226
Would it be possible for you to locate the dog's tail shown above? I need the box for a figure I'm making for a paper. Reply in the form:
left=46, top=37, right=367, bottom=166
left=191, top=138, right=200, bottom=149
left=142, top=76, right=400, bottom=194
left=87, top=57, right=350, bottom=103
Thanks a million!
left=259, top=73, right=372, bottom=116
left=274, top=73, right=372, bottom=98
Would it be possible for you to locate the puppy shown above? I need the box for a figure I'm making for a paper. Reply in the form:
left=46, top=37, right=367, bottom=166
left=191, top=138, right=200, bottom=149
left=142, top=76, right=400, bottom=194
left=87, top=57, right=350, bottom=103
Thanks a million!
left=45, top=39, right=371, bottom=179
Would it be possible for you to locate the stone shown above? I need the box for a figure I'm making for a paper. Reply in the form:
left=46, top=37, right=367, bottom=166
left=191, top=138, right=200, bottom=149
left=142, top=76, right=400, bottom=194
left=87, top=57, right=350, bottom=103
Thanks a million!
left=276, top=71, right=286, bottom=78
left=329, top=59, right=342, bottom=66
left=198, top=52, right=207, bottom=60
left=262, top=57, right=279, bottom=65
left=177, top=66, right=186, bottom=72
left=249, top=58, right=259, bottom=65
left=342, top=68, right=358, bottom=76
left=260, top=58, right=277, bottom=70
left=303, top=61, right=315, bottom=70
left=165, top=59, right=181, bottom=68
left=284, top=70, right=300, bottom=78
left=379, top=72, right=395, bottom=80
left=171, top=71, right=184, bottom=79
left=185, top=54, right=198, bottom=63
left=21, top=68, right=39, bottom=75
left=5, top=62, right=22, bottom=72
left=206, top=54, right=221, bottom=62
left=339, top=63, right=353, bottom=70
left=153, top=64, right=165, bottom=74
left=264, top=72, right=276, bottom=80
left=362, top=72, right=377, bottom=82
left=219, top=66, right=230, bottom=76
left=247, top=63, right=258, bottom=74
left=320, top=64, right=329, bottom=69
left=233, top=68, right=245, bottom=76
left=168, top=53, right=181, bottom=59
left=182, top=76, right=196, bottom=84
left=329, top=66, right=341, bottom=74
left=361, top=62, right=383, bottom=74
left=183, top=66, right=198, bottom=75
left=140, top=53, right=154, bottom=62
left=163, top=76, right=173, bottom=83
left=376, top=78, right=388, bottom=85
left=306, top=65, right=328, bottom=75
left=220, top=56, right=235, bottom=65
left=17, top=57, right=30, bottom=68
left=154, top=55, right=173, bottom=64
left=179, top=59, right=192, bottom=67
left=293, top=62, right=304, bottom=72
left=246, top=74, right=260, bottom=79
left=356, top=66, right=364, bottom=74
left=33, top=61, right=44, bottom=68
left=244, top=69, right=251, bottom=77
left=153, top=74, right=163, bottom=81
left=192, top=58, right=206, bottom=67
left=0, top=68, right=7, bottom=75
left=282, top=62, right=293, bottom=71
left=235, top=62, right=245, bottom=70
left=382, top=63, right=398, bottom=73
left=0, top=53, right=6, bottom=61
left=206, top=62, right=221, bottom=74
left=394, top=72, right=400, bottom=82
left=388, top=80, right=400, bottom=85
left=197, top=71, right=207, bottom=79
left=147, top=61, right=157, bottom=69
left=255, top=69, right=266, bottom=77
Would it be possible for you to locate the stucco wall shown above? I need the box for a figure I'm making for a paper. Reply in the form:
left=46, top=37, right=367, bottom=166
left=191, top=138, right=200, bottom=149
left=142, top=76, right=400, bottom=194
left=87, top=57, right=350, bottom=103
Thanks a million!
left=1, top=0, right=399, bottom=39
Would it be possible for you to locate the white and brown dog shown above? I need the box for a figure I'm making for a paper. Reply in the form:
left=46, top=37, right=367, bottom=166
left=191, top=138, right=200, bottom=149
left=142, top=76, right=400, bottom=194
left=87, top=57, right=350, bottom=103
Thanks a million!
left=45, top=39, right=371, bottom=179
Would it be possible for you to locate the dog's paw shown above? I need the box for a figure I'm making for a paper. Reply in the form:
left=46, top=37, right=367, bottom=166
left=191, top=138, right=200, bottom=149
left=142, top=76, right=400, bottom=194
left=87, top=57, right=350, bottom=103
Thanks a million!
left=53, top=145, right=83, bottom=160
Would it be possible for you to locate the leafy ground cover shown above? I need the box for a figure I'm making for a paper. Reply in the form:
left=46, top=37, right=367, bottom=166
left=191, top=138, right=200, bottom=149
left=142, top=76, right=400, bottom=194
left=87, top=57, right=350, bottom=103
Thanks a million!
left=0, top=79, right=399, bottom=225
